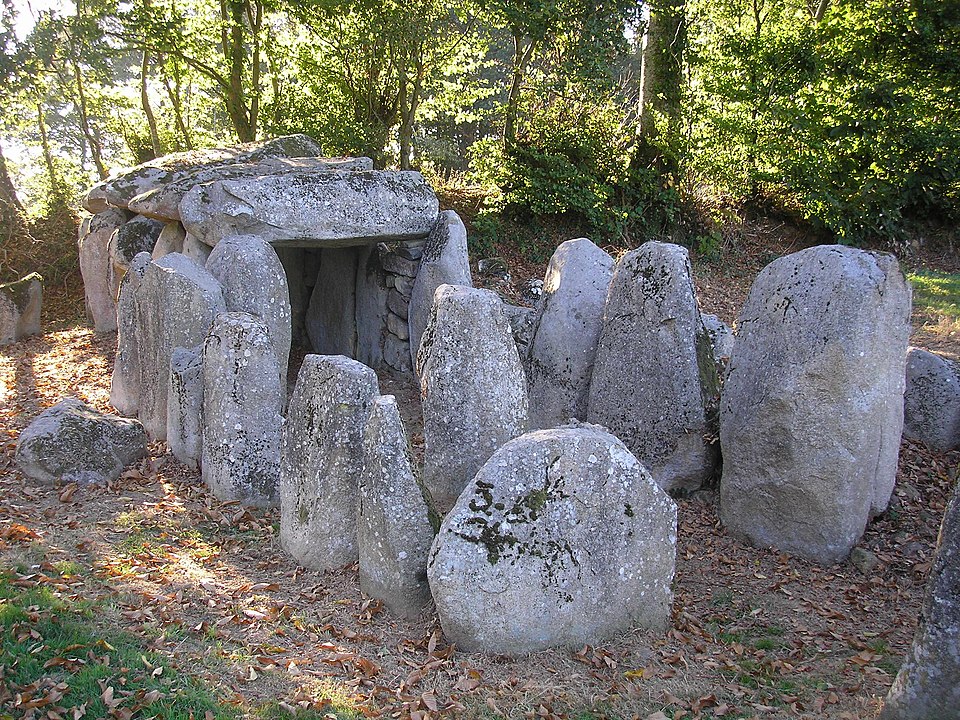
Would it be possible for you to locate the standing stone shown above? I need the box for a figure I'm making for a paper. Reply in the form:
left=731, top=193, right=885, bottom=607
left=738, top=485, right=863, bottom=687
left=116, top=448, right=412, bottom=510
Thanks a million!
left=428, top=424, right=677, bottom=655
left=136, top=254, right=225, bottom=440
left=206, top=235, right=291, bottom=388
left=167, top=347, right=203, bottom=470
left=110, top=253, right=151, bottom=416
left=279, top=355, right=380, bottom=569
left=359, top=396, right=437, bottom=618
left=182, top=233, right=212, bottom=266
left=0, top=273, right=42, bottom=345
left=528, top=238, right=614, bottom=429
left=305, top=248, right=357, bottom=356
left=202, top=313, right=282, bottom=507
left=355, top=245, right=389, bottom=369
left=417, top=285, right=529, bottom=511
left=79, top=208, right=130, bottom=332
left=880, top=484, right=960, bottom=719
left=152, top=222, right=186, bottom=260
left=702, top=313, right=735, bottom=380
left=903, top=347, right=960, bottom=453
left=408, top=211, right=472, bottom=368
left=15, top=398, right=147, bottom=486
left=720, top=245, right=912, bottom=564
left=587, top=242, right=720, bottom=493
left=275, top=247, right=309, bottom=346
left=109, top=215, right=164, bottom=282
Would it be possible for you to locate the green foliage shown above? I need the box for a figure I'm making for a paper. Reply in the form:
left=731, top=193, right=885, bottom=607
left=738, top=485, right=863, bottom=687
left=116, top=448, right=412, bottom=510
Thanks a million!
left=471, top=93, right=680, bottom=246
left=689, top=0, right=960, bottom=246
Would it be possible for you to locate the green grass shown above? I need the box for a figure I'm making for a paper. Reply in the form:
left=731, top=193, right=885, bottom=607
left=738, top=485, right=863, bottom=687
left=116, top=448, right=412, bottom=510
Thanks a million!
left=0, top=571, right=238, bottom=719
left=908, top=270, right=960, bottom=319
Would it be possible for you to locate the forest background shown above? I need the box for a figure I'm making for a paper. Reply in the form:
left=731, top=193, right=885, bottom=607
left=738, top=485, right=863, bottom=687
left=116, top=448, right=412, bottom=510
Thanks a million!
left=0, top=0, right=957, bottom=286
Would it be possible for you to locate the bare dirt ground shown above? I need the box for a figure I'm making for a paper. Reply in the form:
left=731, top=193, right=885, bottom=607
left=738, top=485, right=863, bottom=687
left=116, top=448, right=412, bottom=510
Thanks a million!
left=1, top=238, right=958, bottom=720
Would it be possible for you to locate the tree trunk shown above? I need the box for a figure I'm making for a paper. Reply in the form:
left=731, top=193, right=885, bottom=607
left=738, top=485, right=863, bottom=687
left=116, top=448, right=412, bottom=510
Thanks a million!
left=163, top=72, right=194, bottom=150
left=222, top=0, right=254, bottom=142
left=640, top=0, right=687, bottom=139
left=0, top=140, right=24, bottom=213
left=141, top=51, right=163, bottom=158
left=504, top=34, right=536, bottom=147
left=36, top=103, right=65, bottom=200
left=814, top=0, right=830, bottom=21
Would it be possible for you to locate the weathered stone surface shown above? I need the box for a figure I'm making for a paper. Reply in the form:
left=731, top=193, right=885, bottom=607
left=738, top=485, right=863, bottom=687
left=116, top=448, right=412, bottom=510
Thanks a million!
left=383, top=335, right=412, bottom=373
left=903, top=347, right=960, bottom=453
left=110, top=215, right=165, bottom=268
left=180, top=170, right=439, bottom=247
left=152, top=222, right=186, bottom=260
left=880, top=483, right=960, bottom=719
left=16, top=398, right=146, bottom=485
left=417, top=285, right=529, bottom=511
left=355, top=245, right=389, bottom=369
left=306, top=248, right=358, bottom=356
left=386, top=289, right=408, bottom=319
left=428, top=424, right=677, bottom=655
left=528, top=238, right=614, bottom=429
left=408, top=211, right=472, bottom=368
left=167, top=347, right=203, bottom=470
left=720, top=245, right=912, bottom=564
left=503, top=304, right=537, bottom=365
left=202, top=313, right=282, bottom=507
left=182, top=233, right=212, bottom=266
left=386, top=312, right=409, bottom=340
left=136, top=254, right=225, bottom=440
left=702, top=313, right=734, bottom=381
left=279, top=355, right=379, bottom=570
left=79, top=208, right=129, bottom=332
left=0, top=273, right=42, bottom=346
left=379, top=245, right=420, bottom=277
left=359, top=396, right=436, bottom=618
left=587, top=242, right=720, bottom=493
left=206, top=235, right=291, bottom=388
left=82, top=134, right=326, bottom=212
left=275, top=247, right=309, bottom=347
left=110, top=253, right=151, bottom=416
left=128, top=156, right=373, bottom=222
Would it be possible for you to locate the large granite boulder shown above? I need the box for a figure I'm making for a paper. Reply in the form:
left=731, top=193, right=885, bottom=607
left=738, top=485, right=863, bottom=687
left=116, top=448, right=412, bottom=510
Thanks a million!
left=16, top=398, right=146, bottom=485
left=110, top=253, right=151, bottom=416
left=407, top=211, right=472, bottom=367
left=206, top=235, right=291, bottom=388
left=136, top=254, right=225, bottom=440
left=79, top=208, right=130, bottom=332
left=587, top=242, right=720, bottom=493
left=279, top=355, right=380, bottom=570
left=880, top=484, right=960, bottom=719
left=903, top=347, right=960, bottom=453
left=151, top=222, right=186, bottom=259
left=167, top=346, right=204, bottom=470
left=359, top=395, right=437, bottom=618
left=128, top=156, right=373, bottom=222
left=201, top=313, right=282, bottom=507
left=0, top=273, right=42, bottom=346
left=428, top=424, right=677, bottom=655
left=527, top=238, right=614, bottom=429
left=180, top=170, right=439, bottom=247
left=720, top=245, right=912, bottom=564
left=82, top=134, right=325, bottom=213
left=417, top=285, right=529, bottom=512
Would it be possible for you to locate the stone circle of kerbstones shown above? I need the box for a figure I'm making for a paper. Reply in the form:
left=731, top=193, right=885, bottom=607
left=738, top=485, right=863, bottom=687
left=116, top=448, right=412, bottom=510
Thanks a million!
left=417, top=284, right=529, bottom=512
left=720, top=245, right=912, bottom=563
left=16, top=398, right=146, bottom=486
left=280, top=355, right=380, bottom=570
left=428, top=424, right=677, bottom=655
left=902, top=346, right=960, bottom=453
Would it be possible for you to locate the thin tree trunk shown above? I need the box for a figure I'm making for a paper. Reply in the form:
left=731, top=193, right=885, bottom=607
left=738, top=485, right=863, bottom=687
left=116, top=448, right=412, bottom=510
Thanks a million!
left=163, top=74, right=194, bottom=150
left=0, top=140, right=24, bottom=212
left=504, top=34, right=536, bottom=146
left=814, top=0, right=830, bottom=21
left=247, top=0, right=262, bottom=139
left=141, top=51, right=163, bottom=158
left=36, top=103, right=64, bottom=200
left=71, top=54, right=108, bottom=179
left=640, top=0, right=687, bottom=139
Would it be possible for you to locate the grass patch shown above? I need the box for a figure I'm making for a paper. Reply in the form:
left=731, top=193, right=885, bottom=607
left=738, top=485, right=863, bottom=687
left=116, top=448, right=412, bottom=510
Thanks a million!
left=908, top=270, right=960, bottom=320
left=0, top=571, right=238, bottom=719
